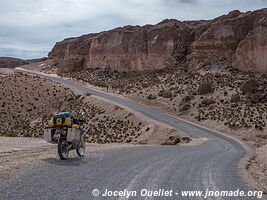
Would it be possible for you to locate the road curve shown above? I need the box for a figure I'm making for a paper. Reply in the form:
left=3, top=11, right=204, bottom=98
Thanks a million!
left=0, top=69, right=264, bottom=200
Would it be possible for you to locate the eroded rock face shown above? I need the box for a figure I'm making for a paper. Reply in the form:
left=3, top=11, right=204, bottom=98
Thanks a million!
left=49, top=20, right=195, bottom=72
left=188, top=9, right=267, bottom=71
left=233, top=17, right=267, bottom=73
left=57, top=57, right=85, bottom=74
left=48, top=8, right=267, bottom=73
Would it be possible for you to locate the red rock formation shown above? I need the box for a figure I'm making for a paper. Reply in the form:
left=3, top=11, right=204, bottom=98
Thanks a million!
left=48, top=8, right=267, bottom=73
left=233, top=16, right=267, bottom=73
left=188, top=9, right=267, bottom=71
left=49, top=20, right=195, bottom=73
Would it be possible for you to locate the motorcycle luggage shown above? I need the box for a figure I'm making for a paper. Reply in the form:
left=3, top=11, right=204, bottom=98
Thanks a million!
left=43, top=128, right=57, bottom=144
left=63, top=117, right=72, bottom=127
left=53, top=112, right=71, bottom=119
left=48, top=112, right=72, bottom=128
left=67, top=128, right=81, bottom=144
left=48, top=119, right=55, bottom=128
left=72, top=124, right=79, bottom=129
left=44, top=128, right=51, bottom=141
left=56, top=118, right=62, bottom=126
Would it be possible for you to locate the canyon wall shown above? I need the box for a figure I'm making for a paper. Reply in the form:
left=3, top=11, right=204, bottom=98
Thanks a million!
left=48, top=8, right=267, bottom=73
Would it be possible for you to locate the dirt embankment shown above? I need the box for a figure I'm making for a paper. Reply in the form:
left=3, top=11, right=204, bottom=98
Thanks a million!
left=60, top=66, right=267, bottom=145
left=0, top=68, right=189, bottom=145
left=245, top=144, right=267, bottom=192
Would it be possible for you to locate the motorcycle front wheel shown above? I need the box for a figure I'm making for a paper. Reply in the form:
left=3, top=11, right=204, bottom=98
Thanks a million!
left=58, top=138, right=69, bottom=160
left=76, top=135, right=85, bottom=157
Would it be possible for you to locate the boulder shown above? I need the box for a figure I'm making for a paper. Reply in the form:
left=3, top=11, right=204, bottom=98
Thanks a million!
left=179, top=103, right=191, bottom=112
left=182, top=95, right=194, bottom=102
left=240, top=80, right=259, bottom=94
left=197, top=82, right=214, bottom=95
left=161, top=90, right=173, bottom=98
left=230, top=93, right=241, bottom=103
left=248, top=92, right=267, bottom=103
left=200, top=98, right=216, bottom=107
left=146, top=94, right=157, bottom=100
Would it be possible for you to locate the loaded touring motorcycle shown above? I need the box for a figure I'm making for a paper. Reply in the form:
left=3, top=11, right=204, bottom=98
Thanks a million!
left=43, top=112, right=86, bottom=160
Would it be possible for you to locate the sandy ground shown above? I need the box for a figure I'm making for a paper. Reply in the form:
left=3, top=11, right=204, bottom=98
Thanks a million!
left=0, top=137, right=54, bottom=179
left=245, top=144, right=267, bottom=192
left=0, top=137, right=52, bottom=153
left=0, top=136, right=206, bottom=181
left=20, top=60, right=57, bottom=74
left=0, top=68, right=15, bottom=75
left=0, top=136, right=136, bottom=180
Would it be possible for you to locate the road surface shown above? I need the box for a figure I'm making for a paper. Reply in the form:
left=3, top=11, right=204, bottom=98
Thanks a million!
left=0, top=69, right=264, bottom=200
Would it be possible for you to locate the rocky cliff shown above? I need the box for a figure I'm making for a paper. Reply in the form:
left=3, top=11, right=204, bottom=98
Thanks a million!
left=188, top=9, right=267, bottom=72
left=233, top=16, right=267, bottom=73
left=48, top=8, right=267, bottom=73
left=49, top=20, right=196, bottom=73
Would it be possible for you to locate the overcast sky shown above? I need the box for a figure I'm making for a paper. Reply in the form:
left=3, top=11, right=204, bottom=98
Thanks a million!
left=0, top=0, right=266, bottom=59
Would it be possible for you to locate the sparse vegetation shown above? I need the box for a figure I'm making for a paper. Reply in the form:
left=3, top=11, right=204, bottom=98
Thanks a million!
left=0, top=72, right=151, bottom=144
left=65, top=65, right=267, bottom=146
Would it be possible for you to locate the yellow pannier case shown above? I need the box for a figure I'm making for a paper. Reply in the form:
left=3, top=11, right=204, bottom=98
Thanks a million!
left=56, top=118, right=63, bottom=126
left=48, top=112, right=72, bottom=128
left=48, top=119, right=55, bottom=128
left=63, top=117, right=72, bottom=127
left=72, top=124, right=79, bottom=129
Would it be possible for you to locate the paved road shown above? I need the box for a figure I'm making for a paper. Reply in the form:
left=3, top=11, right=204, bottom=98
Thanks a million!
left=0, top=70, right=264, bottom=200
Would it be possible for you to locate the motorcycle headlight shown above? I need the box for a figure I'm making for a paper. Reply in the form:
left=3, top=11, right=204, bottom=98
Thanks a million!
left=62, top=130, right=67, bottom=135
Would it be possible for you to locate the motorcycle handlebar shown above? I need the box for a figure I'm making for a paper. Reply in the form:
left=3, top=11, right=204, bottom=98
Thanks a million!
left=78, top=119, right=86, bottom=124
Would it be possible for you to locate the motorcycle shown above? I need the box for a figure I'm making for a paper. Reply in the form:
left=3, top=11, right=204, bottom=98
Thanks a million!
left=43, top=112, right=86, bottom=160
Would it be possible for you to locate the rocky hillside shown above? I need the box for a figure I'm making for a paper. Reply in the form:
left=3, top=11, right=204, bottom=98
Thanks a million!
left=0, top=57, right=28, bottom=68
left=67, top=65, right=267, bottom=147
left=48, top=8, right=267, bottom=73
left=0, top=70, right=185, bottom=145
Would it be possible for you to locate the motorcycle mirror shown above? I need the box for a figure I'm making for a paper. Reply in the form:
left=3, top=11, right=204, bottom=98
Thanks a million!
left=80, top=112, right=85, bottom=117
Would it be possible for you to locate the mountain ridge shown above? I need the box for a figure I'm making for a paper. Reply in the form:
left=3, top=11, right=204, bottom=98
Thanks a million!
left=48, top=8, right=267, bottom=73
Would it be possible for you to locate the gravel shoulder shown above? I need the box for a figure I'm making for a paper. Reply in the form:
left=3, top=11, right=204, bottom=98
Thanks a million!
left=0, top=136, right=135, bottom=180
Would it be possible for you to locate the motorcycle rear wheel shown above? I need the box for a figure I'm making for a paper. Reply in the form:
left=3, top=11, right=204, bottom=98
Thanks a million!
left=58, top=138, right=69, bottom=160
